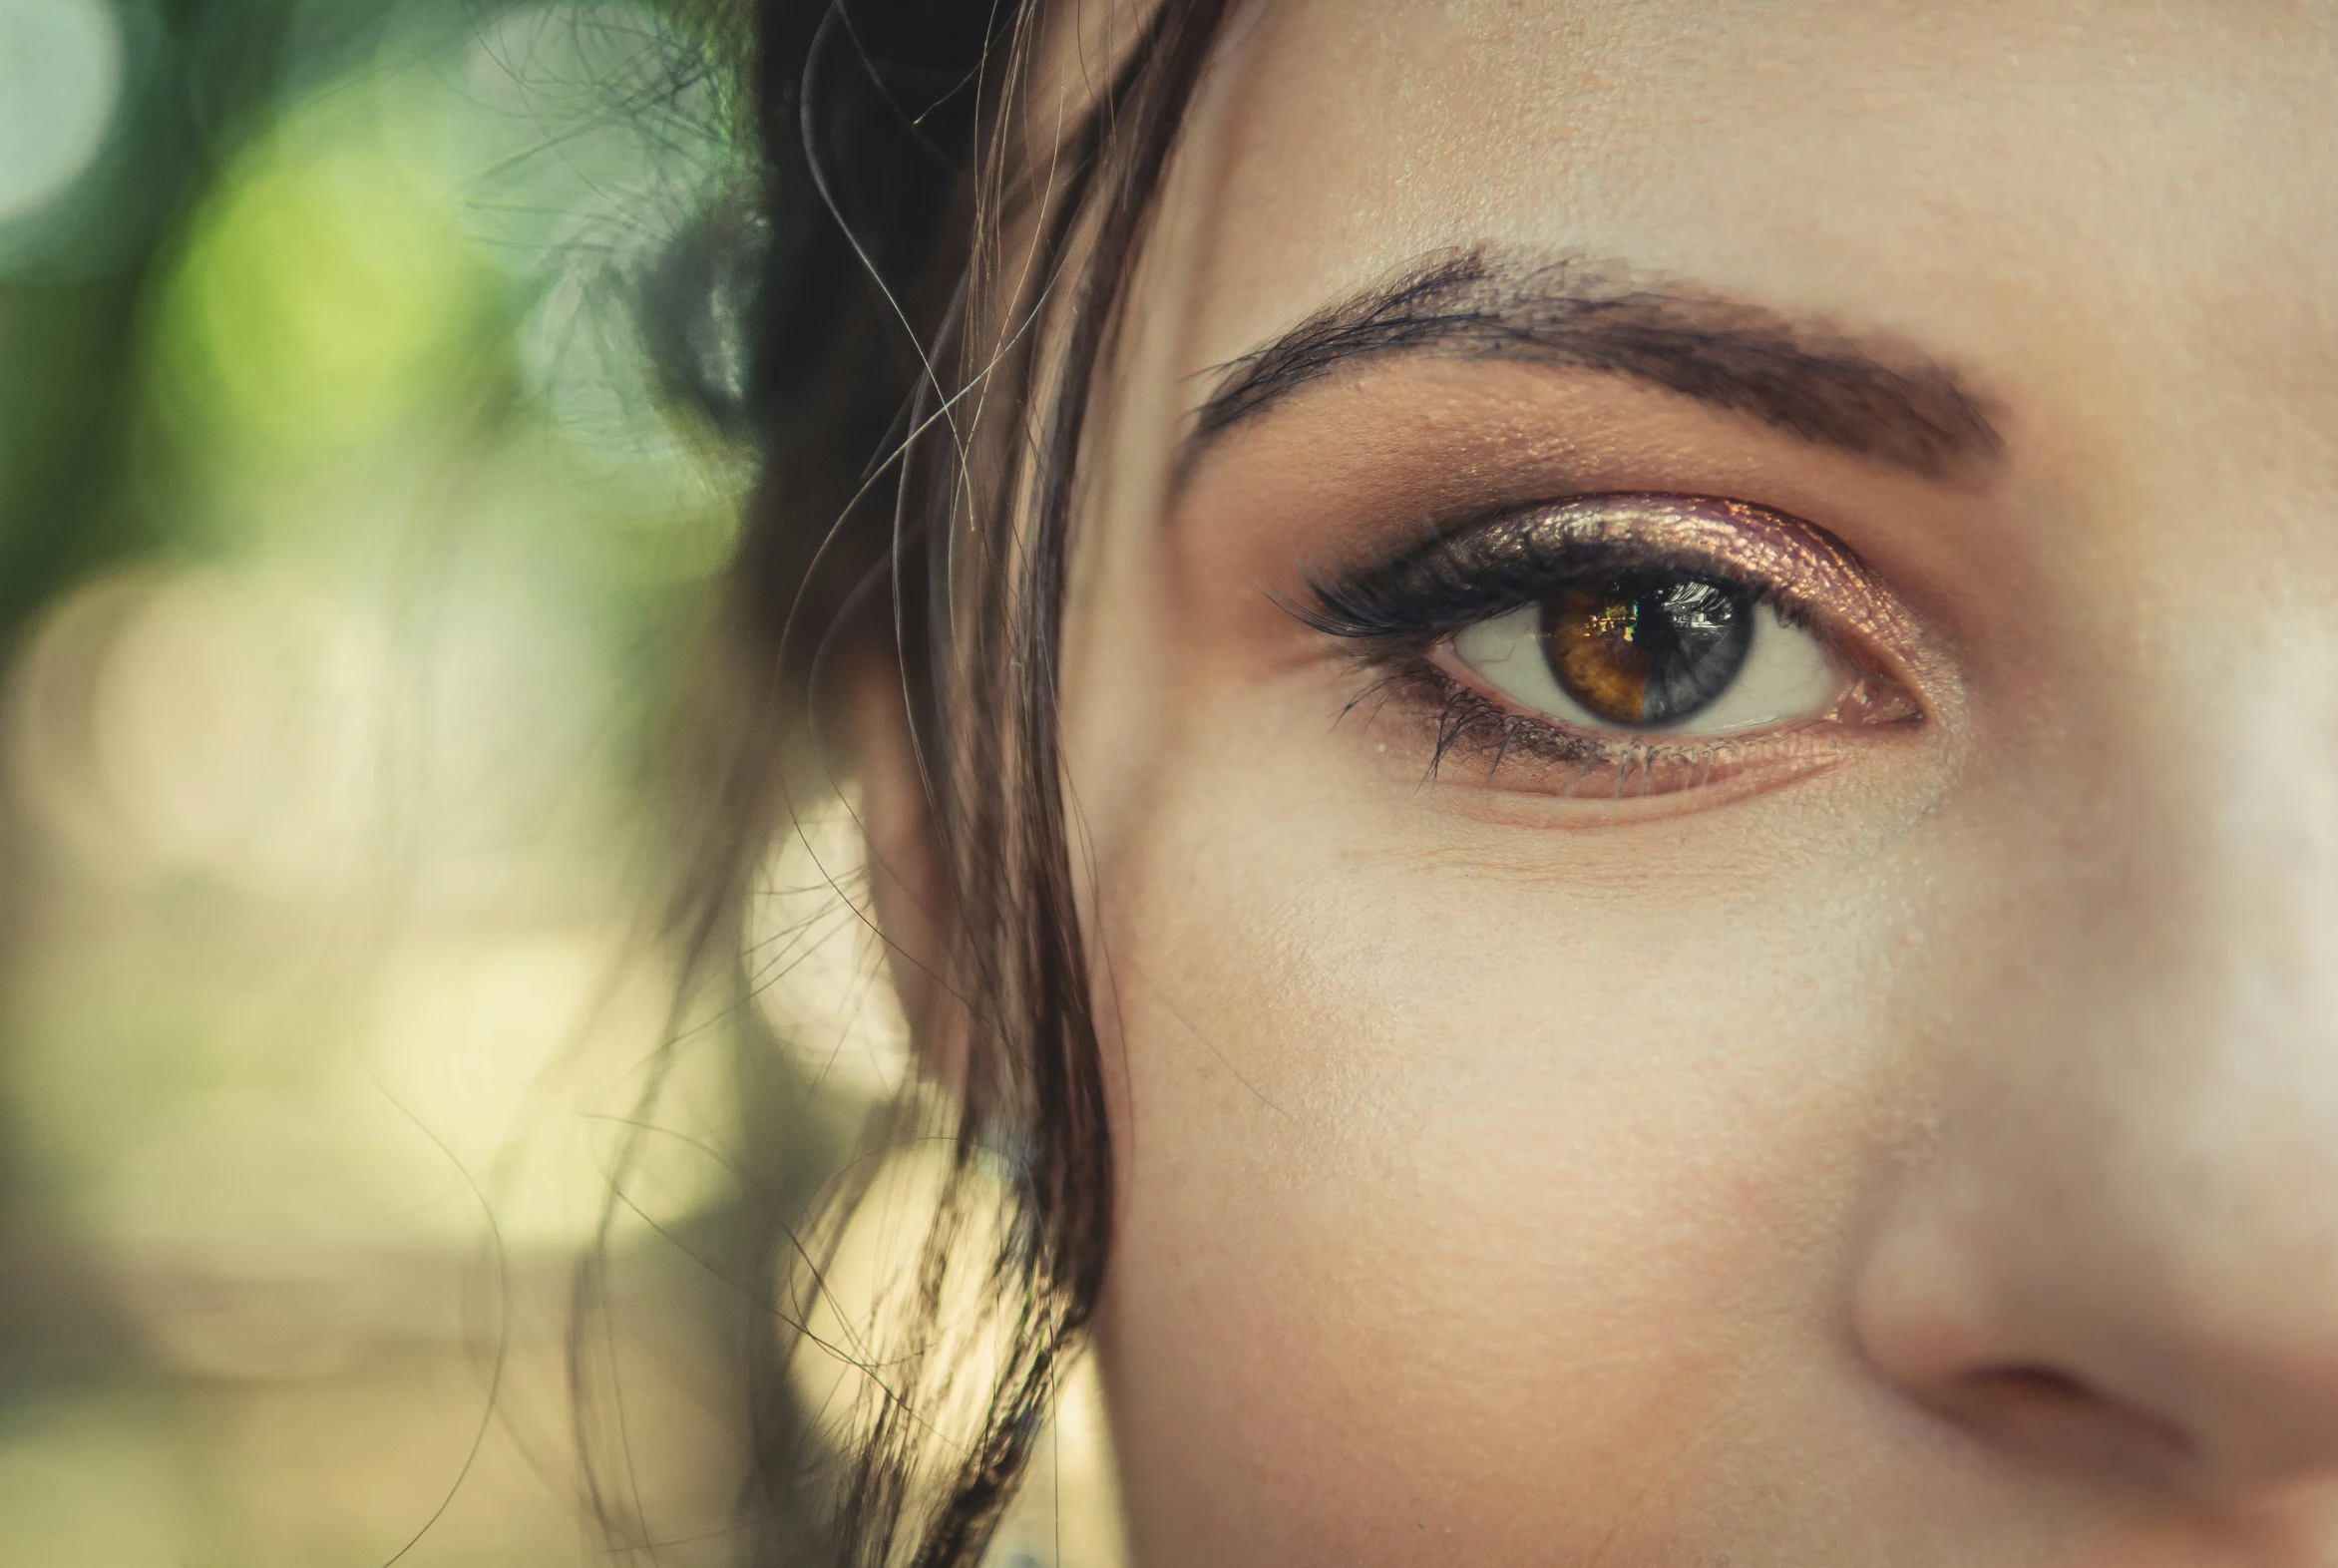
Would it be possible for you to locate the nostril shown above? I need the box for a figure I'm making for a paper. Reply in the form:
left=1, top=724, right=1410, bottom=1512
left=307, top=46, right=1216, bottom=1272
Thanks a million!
left=1943, top=1365, right=2198, bottom=1490
left=1851, top=1186, right=2338, bottom=1504
left=1969, top=1364, right=2104, bottom=1409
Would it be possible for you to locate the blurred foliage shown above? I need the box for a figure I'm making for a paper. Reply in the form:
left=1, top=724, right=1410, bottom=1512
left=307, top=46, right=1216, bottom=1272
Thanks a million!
left=0, top=0, right=1130, bottom=1555
left=0, top=1, right=837, bottom=1562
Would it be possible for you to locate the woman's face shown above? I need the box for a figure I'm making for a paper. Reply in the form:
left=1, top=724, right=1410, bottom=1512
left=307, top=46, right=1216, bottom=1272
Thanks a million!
left=1041, top=1, right=2338, bottom=1561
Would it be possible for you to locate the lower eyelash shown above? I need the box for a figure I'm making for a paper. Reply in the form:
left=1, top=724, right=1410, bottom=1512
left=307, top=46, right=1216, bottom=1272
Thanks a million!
left=1348, top=655, right=1760, bottom=797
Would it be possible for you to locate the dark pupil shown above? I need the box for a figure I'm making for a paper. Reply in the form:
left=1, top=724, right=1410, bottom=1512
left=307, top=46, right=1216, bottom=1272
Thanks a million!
left=1538, top=573, right=1755, bottom=727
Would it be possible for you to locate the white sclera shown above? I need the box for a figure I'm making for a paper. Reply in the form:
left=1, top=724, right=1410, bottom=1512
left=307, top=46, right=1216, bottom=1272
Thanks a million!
left=0, top=0, right=124, bottom=225
left=1451, top=598, right=1842, bottom=735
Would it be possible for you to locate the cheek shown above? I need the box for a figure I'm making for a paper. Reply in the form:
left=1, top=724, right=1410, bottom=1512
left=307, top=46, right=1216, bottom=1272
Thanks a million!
left=1084, top=724, right=1932, bottom=1562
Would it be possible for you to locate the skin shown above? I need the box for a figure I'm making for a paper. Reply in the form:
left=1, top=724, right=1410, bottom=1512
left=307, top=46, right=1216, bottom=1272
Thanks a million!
left=874, top=1, right=2338, bottom=1561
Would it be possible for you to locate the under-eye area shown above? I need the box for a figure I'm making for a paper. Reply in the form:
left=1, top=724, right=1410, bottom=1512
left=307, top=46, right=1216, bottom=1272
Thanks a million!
left=1289, top=492, right=1926, bottom=799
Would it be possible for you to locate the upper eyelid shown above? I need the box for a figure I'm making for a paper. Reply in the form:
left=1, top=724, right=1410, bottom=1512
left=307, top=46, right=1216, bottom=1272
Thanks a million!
left=1300, top=492, right=1886, bottom=642
left=1432, top=516, right=1821, bottom=617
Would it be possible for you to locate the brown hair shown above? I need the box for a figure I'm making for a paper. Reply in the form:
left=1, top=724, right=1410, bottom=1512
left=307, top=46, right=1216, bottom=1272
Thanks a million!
left=618, top=2, right=1237, bottom=1563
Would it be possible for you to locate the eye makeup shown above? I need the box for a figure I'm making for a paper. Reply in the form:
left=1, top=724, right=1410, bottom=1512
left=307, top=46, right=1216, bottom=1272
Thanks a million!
left=1288, top=493, right=1927, bottom=800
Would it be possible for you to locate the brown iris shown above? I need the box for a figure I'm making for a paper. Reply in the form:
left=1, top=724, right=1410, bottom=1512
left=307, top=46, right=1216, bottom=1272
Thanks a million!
left=1539, top=573, right=1755, bottom=728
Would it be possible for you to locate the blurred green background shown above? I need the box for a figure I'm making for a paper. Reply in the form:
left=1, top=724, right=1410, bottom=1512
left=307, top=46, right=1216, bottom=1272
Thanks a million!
left=0, top=2, right=937, bottom=1561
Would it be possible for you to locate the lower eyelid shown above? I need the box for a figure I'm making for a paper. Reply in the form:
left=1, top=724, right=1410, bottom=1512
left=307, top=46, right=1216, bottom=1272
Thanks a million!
left=1364, top=656, right=1796, bottom=802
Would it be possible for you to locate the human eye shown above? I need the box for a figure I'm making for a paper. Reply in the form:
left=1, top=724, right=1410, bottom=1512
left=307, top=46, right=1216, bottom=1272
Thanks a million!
left=1290, top=493, right=1924, bottom=799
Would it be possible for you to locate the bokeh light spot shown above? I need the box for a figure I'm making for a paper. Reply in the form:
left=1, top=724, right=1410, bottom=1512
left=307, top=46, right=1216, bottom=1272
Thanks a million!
left=0, top=0, right=123, bottom=224
left=155, top=100, right=493, bottom=453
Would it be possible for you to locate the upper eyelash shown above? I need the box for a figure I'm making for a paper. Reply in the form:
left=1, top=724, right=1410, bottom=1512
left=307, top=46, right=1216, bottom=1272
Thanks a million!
left=1288, top=497, right=1823, bottom=656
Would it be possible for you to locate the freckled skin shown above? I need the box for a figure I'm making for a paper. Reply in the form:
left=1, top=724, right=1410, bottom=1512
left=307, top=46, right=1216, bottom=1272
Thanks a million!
left=886, top=2, right=2338, bottom=1563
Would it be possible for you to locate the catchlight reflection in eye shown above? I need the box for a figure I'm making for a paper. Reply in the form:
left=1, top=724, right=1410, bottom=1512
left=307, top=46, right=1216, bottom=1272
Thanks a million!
left=1452, top=575, right=1843, bottom=735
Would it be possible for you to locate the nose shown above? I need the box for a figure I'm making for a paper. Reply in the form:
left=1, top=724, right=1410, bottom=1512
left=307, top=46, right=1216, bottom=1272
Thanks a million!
left=1855, top=1148, right=2338, bottom=1506
left=1852, top=668, right=2338, bottom=1508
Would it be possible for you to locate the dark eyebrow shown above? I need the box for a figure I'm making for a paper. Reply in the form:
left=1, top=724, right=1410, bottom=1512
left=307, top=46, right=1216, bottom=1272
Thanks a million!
left=1183, top=248, right=2005, bottom=482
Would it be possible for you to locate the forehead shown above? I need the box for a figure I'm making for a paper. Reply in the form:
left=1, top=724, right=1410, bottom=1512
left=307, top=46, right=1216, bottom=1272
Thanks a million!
left=1164, top=0, right=2337, bottom=407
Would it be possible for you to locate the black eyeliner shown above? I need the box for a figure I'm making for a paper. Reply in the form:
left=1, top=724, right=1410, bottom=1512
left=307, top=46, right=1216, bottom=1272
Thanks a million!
left=1288, top=496, right=1804, bottom=654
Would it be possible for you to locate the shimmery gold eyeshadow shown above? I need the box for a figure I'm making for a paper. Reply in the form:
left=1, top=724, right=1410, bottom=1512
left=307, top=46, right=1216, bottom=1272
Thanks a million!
left=1545, top=586, right=1649, bottom=724
left=1460, top=494, right=1920, bottom=688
